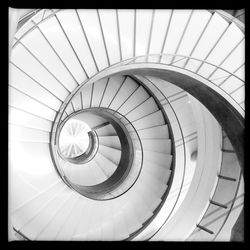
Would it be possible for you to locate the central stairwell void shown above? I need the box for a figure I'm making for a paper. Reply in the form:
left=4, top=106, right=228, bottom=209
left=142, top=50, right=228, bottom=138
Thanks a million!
left=9, top=9, right=244, bottom=241
left=53, top=75, right=174, bottom=202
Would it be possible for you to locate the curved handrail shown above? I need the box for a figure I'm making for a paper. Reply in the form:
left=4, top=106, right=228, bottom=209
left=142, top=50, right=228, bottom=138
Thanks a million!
left=187, top=130, right=242, bottom=240
left=13, top=9, right=244, bottom=240
left=208, top=10, right=245, bottom=32
left=50, top=73, right=184, bottom=238
left=130, top=75, right=187, bottom=240
left=214, top=171, right=242, bottom=240
left=13, top=8, right=244, bottom=50
left=13, top=10, right=245, bottom=114
left=111, top=54, right=244, bottom=114
left=16, top=9, right=42, bottom=31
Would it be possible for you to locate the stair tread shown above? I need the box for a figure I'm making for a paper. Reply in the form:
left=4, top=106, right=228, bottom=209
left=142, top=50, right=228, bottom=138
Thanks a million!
left=137, top=184, right=162, bottom=214
left=95, top=123, right=116, bottom=136
left=71, top=91, right=83, bottom=112
left=9, top=124, right=50, bottom=143
left=143, top=161, right=172, bottom=184
left=72, top=201, right=96, bottom=240
left=136, top=124, right=170, bottom=139
left=98, top=145, right=121, bottom=165
left=66, top=159, right=108, bottom=186
left=22, top=186, right=71, bottom=239
left=95, top=153, right=118, bottom=178
left=143, top=150, right=173, bottom=168
left=141, top=138, right=172, bottom=154
left=12, top=181, right=65, bottom=231
left=113, top=211, right=130, bottom=240
left=9, top=106, right=52, bottom=132
left=132, top=110, right=165, bottom=130
left=56, top=198, right=88, bottom=240
left=100, top=203, right=114, bottom=240
left=98, top=135, right=121, bottom=150
left=126, top=97, right=159, bottom=122
left=131, top=192, right=154, bottom=224
left=99, top=75, right=125, bottom=108
left=109, top=77, right=138, bottom=111
left=122, top=202, right=142, bottom=234
left=118, top=86, right=150, bottom=115
left=140, top=169, right=167, bottom=196
left=37, top=193, right=80, bottom=240
left=81, top=84, right=92, bottom=109
left=73, top=112, right=107, bottom=129
left=91, top=78, right=109, bottom=108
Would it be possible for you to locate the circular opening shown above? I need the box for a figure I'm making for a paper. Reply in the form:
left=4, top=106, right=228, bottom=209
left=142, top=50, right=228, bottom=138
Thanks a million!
left=59, top=119, right=91, bottom=159
left=53, top=108, right=143, bottom=200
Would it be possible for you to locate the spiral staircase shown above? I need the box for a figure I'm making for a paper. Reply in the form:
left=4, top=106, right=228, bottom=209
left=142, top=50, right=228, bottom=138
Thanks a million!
left=8, top=9, right=244, bottom=241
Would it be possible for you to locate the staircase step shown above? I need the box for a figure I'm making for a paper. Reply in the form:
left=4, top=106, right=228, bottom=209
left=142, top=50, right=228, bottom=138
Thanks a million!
left=9, top=63, right=62, bottom=111
left=12, top=181, right=65, bottom=231
left=98, top=135, right=121, bottom=150
left=10, top=142, right=57, bottom=182
left=74, top=112, right=107, bottom=129
left=71, top=91, right=83, bottom=112
left=20, top=186, right=70, bottom=239
left=136, top=167, right=167, bottom=203
left=9, top=105, right=52, bottom=132
left=109, top=77, right=138, bottom=111
left=55, top=198, right=87, bottom=241
left=95, top=123, right=117, bottom=136
left=141, top=138, right=172, bottom=154
left=35, top=191, right=74, bottom=240
left=9, top=170, right=39, bottom=212
left=132, top=110, right=165, bottom=130
left=71, top=200, right=95, bottom=241
left=143, top=161, right=172, bottom=185
left=122, top=202, right=142, bottom=233
left=126, top=97, right=159, bottom=122
left=113, top=211, right=130, bottom=240
left=66, top=159, right=107, bottom=186
left=11, top=42, right=69, bottom=101
left=95, top=153, right=118, bottom=178
left=9, top=124, right=50, bottom=143
left=135, top=181, right=162, bottom=212
left=64, top=101, right=75, bottom=116
left=118, top=85, right=150, bottom=115
left=100, top=203, right=114, bottom=240
left=81, top=84, right=92, bottom=109
left=84, top=203, right=110, bottom=240
left=9, top=87, right=56, bottom=121
left=143, top=150, right=173, bottom=169
left=91, top=78, right=109, bottom=108
left=98, top=145, right=121, bottom=165
left=136, top=124, right=170, bottom=139
left=99, top=75, right=125, bottom=108
left=131, top=192, right=154, bottom=224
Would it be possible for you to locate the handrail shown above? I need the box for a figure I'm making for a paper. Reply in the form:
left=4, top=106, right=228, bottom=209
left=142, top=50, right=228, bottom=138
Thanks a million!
left=129, top=75, right=187, bottom=240
left=208, top=10, right=245, bottom=32
left=50, top=73, right=182, bottom=238
left=187, top=130, right=242, bottom=240
left=119, top=53, right=244, bottom=83
left=13, top=10, right=245, bottom=114
left=13, top=9, right=244, bottom=50
left=13, top=9, right=244, bottom=240
left=13, top=227, right=30, bottom=241
left=49, top=68, right=186, bottom=238
left=16, top=9, right=42, bottom=31
left=112, top=53, right=245, bottom=115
